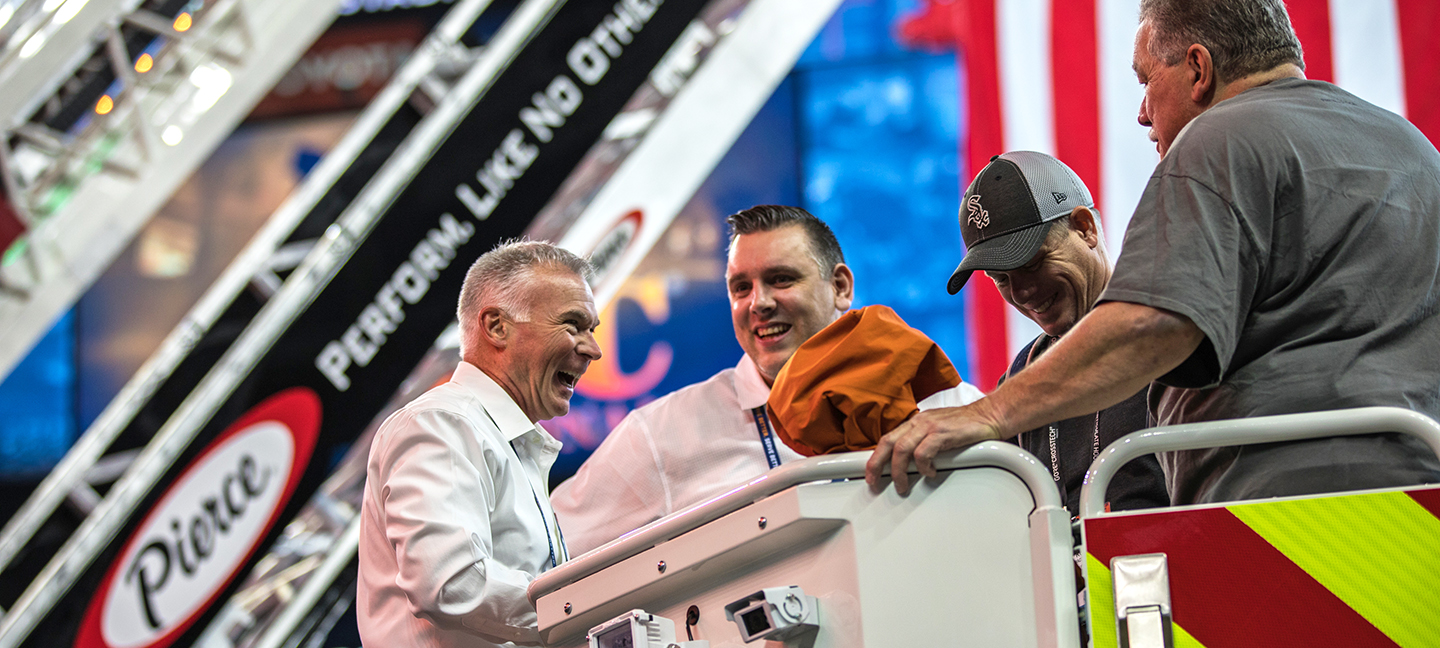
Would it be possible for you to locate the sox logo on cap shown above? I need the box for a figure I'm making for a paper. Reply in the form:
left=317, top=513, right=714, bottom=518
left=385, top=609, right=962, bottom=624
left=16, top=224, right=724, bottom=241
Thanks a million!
left=966, top=194, right=989, bottom=230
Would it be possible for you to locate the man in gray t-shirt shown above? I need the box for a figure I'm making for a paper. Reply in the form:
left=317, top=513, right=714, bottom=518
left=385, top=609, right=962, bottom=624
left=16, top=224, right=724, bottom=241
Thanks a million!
left=1104, top=75, right=1440, bottom=503
left=866, top=0, right=1440, bottom=503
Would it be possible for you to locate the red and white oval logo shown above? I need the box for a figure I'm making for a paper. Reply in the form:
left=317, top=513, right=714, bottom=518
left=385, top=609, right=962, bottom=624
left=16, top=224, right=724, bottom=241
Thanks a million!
left=587, top=209, right=643, bottom=286
left=75, top=388, right=321, bottom=648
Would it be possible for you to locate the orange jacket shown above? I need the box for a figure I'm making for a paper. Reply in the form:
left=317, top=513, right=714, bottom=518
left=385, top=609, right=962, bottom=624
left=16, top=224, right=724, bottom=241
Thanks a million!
left=767, top=305, right=960, bottom=456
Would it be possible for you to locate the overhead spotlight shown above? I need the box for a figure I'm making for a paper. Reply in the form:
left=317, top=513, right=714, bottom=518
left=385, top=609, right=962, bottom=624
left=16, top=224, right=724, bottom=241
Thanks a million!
left=95, top=95, right=114, bottom=115
left=18, top=31, right=46, bottom=58
left=135, top=53, right=153, bottom=73
left=55, top=0, right=89, bottom=24
left=173, top=12, right=192, bottom=32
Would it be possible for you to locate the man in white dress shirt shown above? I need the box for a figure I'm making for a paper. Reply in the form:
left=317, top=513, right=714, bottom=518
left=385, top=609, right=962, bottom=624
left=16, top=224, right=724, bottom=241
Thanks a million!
left=358, top=240, right=602, bottom=648
left=552, top=205, right=984, bottom=556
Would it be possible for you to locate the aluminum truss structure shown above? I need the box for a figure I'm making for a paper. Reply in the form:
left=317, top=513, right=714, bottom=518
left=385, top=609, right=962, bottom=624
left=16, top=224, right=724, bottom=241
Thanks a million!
left=0, top=0, right=341, bottom=380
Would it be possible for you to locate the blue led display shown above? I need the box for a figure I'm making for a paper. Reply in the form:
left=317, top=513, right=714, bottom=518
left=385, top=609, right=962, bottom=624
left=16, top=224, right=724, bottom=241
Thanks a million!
left=0, top=310, right=77, bottom=479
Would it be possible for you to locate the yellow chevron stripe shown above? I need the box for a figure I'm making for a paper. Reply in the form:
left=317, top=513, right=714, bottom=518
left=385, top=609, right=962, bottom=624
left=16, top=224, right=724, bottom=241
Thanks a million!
left=1086, top=553, right=1207, bottom=648
left=1086, top=553, right=1118, bottom=648
left=1228, top=491, right=1440, bottom=648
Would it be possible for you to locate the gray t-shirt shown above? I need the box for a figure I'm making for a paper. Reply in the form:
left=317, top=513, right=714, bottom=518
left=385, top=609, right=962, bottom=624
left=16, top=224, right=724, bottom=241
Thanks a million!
left=1103, top=77, right=1440, bottom=504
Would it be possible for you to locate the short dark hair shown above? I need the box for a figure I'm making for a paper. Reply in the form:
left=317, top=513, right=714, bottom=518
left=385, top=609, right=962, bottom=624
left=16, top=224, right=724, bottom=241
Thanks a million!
left=1140, top=0, right=1304, bottom=83
left=726, top=205, right=845, bottom=274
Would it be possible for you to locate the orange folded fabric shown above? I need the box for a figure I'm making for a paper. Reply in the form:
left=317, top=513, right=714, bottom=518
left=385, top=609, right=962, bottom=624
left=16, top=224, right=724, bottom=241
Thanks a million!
left=767, top=305, right=961, bottom=456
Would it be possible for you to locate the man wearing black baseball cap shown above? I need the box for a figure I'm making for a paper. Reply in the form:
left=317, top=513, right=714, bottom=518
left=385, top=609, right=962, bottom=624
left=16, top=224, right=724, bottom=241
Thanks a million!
left=949, top=151, right=1168, bottom=514
left=947, top=151, right=1094, bottom=299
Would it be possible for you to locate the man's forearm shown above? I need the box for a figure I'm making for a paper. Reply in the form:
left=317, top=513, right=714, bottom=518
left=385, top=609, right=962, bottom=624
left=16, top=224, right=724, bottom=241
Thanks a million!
left=988, top=301, right=1204, bottom=438
left=866, top=300, right=1205, bottom=494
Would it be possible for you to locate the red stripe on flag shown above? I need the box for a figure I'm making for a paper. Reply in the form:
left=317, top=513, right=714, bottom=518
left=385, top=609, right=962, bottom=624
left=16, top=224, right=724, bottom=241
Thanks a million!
left=1085, top=507, right=1399, bottom=648
left=964, top=281, right=1010, bottom=390
left=1051, top=0, right=1102, bottom=210
left=1407, top=486, right=1440, bottom=521
left=959, top=0, right=1002, bottom=171
left=1396, top=0, right=1440, bottom=146
left=1284, top=0, right=1334, bottom=83
left=957, top=0, right=1010, bottom=389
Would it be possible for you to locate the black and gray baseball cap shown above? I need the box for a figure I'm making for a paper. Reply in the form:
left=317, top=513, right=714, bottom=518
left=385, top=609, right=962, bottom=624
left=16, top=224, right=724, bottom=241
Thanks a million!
left=946, top=151, right=1094, bottom=294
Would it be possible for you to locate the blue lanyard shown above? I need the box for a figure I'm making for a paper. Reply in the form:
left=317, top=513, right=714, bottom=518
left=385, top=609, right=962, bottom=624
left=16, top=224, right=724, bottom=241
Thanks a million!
left=750, top=406, right=783, bottom=470
left=529, top=490, right=562, bottom=568
left=512, top=440, right=564, bottom=568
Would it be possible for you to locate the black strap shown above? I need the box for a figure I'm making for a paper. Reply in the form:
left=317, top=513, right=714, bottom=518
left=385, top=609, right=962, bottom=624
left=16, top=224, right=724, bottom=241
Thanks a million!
left=750, top=406, right=783, bottom=470
left=529, top=490, right=559, bottom=569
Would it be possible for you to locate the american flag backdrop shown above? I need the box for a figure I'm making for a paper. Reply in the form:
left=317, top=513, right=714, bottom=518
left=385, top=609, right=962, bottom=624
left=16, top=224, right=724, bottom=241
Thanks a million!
left=902, top=0, right=1440, bottom=390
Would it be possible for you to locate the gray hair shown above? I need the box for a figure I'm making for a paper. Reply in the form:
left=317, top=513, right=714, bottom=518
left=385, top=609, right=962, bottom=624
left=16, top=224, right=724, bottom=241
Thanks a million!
left=457, top=239, right=592, bottom=356
left=726, top=204, right=846, bottom=276
left=1044, top=209, right=1106, bottom=246
left=1140, top=0, right=1303, bottom=83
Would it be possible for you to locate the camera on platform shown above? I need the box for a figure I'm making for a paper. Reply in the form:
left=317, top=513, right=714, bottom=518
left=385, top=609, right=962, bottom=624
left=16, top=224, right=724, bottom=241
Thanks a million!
left=722, top=586, right=819, bottom=643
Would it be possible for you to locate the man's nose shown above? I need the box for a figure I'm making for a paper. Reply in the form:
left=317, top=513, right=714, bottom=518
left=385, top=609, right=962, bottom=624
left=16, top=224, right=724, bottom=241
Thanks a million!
left=1138, top=95, right=1152, bottom=127
left=578, top=330, right=602, bottom=361
left=1010, top=274, right=1037, bottom=300
left=750, top=284, right=776, bottom=314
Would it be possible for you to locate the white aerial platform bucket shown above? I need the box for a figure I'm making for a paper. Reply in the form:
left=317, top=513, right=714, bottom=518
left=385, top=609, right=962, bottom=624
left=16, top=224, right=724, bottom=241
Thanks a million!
left=529, top=442, right=1080, bottom=648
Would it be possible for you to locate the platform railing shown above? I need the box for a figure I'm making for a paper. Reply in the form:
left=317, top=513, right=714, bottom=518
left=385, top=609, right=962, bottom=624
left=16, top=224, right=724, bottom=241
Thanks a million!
left=1079, top=406, right=1440, bottom=519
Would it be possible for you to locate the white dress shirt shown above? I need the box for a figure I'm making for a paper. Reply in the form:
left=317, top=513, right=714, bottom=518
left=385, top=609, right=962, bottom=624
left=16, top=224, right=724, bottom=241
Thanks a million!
left=551, top=354, right=985, bottom=556
left=358, top=361, right=565, bottom=648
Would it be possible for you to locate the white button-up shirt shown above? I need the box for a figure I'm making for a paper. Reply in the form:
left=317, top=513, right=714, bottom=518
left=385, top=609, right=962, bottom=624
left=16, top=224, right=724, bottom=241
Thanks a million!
left=551, top=354, right=984, bottom=555
left=359, top=361, right=565, bottom=648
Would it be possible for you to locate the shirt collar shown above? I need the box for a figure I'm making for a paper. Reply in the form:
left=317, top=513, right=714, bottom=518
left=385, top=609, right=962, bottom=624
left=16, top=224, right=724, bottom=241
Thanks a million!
left=452, top=360, right=541, bottom=443
left=734, top=353, right=772, bottom=410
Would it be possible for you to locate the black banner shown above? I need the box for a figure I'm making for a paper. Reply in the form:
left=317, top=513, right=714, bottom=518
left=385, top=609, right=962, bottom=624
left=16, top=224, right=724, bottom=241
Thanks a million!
left=19, top=1, right=708, bottom=646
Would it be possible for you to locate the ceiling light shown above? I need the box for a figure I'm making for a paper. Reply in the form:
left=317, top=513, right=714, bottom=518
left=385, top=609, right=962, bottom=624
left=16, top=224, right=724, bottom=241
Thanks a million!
left=55, top=0, right=90, bottom=24
left=18, top=31, right=46, bottom=59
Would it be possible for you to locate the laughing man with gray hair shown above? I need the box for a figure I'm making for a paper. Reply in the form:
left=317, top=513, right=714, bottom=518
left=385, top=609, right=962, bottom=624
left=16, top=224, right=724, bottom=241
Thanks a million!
left=359, top=239, right=602, bottom=648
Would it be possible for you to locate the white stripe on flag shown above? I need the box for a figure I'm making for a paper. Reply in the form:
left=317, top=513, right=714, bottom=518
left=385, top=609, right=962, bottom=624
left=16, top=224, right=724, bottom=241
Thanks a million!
left=1097, top=0, right=1152, bottom=258
left=1330, top=0, right=1406, bottom=117
left=1006, top=301, right=1042, bottom=359
left=996, top=0, right=1054, bottom=358
left=998, top=0, right=1056, bottom=155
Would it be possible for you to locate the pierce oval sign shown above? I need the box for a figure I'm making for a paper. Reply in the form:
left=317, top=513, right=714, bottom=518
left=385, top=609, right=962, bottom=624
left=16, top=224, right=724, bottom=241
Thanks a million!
left=588, top=209, right=642, bottom=288
left=75, top=388, right=322, bottom=648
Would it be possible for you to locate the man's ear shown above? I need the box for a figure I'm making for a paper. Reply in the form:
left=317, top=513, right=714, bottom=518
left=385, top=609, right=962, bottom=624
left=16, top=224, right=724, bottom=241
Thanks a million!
left=1186, top=43, right=1216, bottom=105
left=478, top=306, right=509, bottom=350
left=832, top=262, right=855, bottom=312
left=1069, top=206, right=1101, bottom=248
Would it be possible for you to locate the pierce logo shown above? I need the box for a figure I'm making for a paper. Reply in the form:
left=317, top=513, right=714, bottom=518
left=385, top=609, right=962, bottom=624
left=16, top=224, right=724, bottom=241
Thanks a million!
left=587, top=209, right=643, bottom=291
left=75, top=388, right=321, bottom=648
left=966, top=195, right=990, bottom=230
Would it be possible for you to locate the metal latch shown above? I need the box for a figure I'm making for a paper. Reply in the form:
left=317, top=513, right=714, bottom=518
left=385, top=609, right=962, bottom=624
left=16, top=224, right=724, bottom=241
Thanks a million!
left=1111, top=553, right=1174, bottom=648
